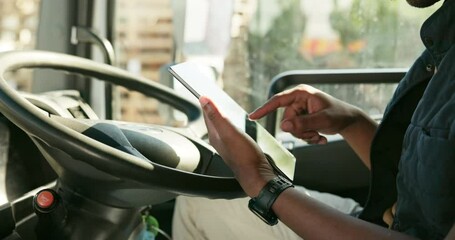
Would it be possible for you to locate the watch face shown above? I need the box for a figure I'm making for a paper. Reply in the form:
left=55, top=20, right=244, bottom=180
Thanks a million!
left=248, top=198, right=278, bottom=226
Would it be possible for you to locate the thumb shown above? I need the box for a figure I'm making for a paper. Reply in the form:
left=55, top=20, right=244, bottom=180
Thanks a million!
left=199, top=96, right=221, bottom=123
left=199, top=96, right=231, bottom=142
left=199, top=96, right=226, bottom=128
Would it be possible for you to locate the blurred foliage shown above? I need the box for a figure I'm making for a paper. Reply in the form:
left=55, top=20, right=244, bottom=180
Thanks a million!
left=242, top=0, right=429, bottom=116
left=318, top=0, right=404, bottom=113
left=330, top=0, right=418, bottom=68
left=247, top=0, right=309, bottom=107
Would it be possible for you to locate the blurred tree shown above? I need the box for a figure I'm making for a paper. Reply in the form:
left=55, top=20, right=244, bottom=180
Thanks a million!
left=319, top=0, right=410, bottom=114
left=227, top=0, right=436, bottom=117
left=246, top=0, right=309, bottom=108
left=329, top=0, right=421, bottom=68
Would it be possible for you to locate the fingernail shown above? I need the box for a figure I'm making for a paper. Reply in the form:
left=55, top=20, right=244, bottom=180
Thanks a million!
left=281, top=121, right=293, bottom=131
left=199, top=96, right=210, bottom=107
left=248, top=109, right=258, bottom=119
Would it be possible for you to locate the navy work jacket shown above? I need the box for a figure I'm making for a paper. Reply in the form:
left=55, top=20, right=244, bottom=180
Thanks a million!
left=359, top=1, right=455, bottom=239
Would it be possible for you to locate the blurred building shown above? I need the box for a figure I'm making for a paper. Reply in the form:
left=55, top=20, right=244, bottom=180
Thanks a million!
left=0, top=0, right=40, bottom=92
left=114, top=0, right=175, bottom=123
left=114, top=0, right=237, bottom=125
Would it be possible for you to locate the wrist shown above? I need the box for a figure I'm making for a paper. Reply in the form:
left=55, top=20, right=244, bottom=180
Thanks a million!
left=238, top=172, right=276, bottom=197
left=248, top=175, right=294, bottom=225
left=339, top=107, right=372, bottom=137
left=338, top=107, right=377, bottom=168
left=233, top=158, right=277, bottom=197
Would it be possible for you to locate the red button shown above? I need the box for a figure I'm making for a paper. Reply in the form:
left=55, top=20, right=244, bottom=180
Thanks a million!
left=36, top=191, right=55, bottom=209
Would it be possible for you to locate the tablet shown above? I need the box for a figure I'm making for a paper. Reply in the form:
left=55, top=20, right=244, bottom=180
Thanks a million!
left=169, top=62, right=296, bottom=180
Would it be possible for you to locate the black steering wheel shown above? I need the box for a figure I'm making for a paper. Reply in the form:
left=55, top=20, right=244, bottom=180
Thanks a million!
left=0, top=50, right=243, bottom=208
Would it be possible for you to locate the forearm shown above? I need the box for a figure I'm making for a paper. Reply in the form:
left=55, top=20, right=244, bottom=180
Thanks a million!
left=272, top=188, right=416, bottom=240
left=339, top=108, right=378, bottom=169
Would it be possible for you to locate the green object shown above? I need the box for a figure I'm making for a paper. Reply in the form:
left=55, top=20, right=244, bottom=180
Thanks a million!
left=142, top=214, right=159, bottom=236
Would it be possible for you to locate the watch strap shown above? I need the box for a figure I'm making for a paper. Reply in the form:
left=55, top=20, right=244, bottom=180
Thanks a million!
left=248, top=175, right=294, bottom=225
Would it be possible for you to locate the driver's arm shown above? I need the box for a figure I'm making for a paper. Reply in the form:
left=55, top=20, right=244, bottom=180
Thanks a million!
left=198, top=96, right=420, bottom=239
left=272, top=187, right=417, bottom=239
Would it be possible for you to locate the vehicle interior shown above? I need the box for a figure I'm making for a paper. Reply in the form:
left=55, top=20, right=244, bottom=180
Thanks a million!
left=0, top=0, right=441, bottom=239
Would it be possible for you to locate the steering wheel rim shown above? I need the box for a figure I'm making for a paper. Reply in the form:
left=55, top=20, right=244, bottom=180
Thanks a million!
left=0, top=50, right=243, bottom=200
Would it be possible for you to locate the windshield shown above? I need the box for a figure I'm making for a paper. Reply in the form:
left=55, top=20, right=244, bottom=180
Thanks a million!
left=0, top=0, right=441, bottom=127
left=112, top=0, right=440, bottom=128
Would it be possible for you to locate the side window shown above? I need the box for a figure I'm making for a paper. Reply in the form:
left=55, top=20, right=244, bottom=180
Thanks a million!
left=242, top=1, right=438, bottom=108
left=0, top=0, right=40, bottom=92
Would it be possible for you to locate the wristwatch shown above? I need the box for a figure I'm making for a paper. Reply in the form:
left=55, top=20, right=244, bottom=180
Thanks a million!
left=248, top=175, right=294, bottom=225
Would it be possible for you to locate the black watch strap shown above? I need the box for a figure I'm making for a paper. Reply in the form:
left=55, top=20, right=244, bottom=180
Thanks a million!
left=248, top=175, right=294, bottom=225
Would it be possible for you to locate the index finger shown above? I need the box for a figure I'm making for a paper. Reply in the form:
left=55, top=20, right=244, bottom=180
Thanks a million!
left=249, top=89, right=309, bottom=120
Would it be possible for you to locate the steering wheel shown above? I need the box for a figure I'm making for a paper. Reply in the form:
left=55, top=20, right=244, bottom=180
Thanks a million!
left=0, top=50, right=243, bottom=208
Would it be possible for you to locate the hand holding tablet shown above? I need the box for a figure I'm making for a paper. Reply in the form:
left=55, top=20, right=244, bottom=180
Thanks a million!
left=169, top=62, right=296, bottom=180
